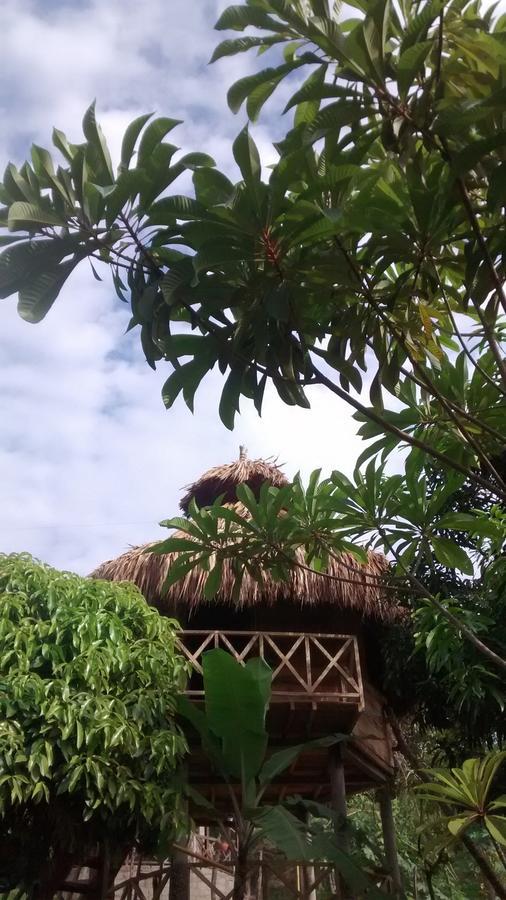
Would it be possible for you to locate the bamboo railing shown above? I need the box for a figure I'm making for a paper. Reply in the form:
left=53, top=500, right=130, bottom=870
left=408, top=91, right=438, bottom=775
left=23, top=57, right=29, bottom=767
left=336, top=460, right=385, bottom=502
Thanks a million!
left=176, top=630, right=364, bottom=709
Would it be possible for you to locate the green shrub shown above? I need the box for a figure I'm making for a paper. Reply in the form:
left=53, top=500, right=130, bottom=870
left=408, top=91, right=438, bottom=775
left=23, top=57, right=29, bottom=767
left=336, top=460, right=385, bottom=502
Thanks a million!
left=0, top=553, right=188, bottom=890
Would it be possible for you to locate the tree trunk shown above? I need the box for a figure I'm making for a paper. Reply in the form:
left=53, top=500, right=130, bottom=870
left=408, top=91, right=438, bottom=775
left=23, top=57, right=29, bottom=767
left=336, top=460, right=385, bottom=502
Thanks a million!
left=233, top=839, right=249, bottom=900
left=461, top=835, right=506, bottom=900
left=169, top=844, right=190, bottom=900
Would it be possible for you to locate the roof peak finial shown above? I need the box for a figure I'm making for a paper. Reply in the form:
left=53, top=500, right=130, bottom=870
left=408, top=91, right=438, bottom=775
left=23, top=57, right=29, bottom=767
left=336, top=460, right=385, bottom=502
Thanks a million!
left=239, top=445, right=248, bottom=461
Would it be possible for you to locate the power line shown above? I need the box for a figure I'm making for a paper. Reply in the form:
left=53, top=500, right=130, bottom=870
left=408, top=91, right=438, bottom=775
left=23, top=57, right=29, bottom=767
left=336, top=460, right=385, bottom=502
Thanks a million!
left=0, top=520, right=165, bottom=534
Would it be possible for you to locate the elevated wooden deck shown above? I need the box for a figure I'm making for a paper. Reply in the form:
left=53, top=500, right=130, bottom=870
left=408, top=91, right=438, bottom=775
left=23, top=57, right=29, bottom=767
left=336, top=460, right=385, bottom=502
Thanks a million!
left=176, top=630, right=395, bottom=815
left=50, top=631, right=397, bottom=894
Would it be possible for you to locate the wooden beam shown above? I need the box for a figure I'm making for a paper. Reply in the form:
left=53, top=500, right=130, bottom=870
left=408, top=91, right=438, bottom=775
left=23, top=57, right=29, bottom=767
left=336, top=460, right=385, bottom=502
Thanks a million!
left=59, top=879, right=98, bottom=895
left=343, top=742, right=393, bottom=784
left=170, top=844, right=231, bottom=875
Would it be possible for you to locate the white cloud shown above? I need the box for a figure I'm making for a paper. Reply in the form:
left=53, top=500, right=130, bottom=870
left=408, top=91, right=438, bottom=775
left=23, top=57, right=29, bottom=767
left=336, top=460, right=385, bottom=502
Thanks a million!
left=0, top=0, right=368, bottom=575
left=0, top=0, right=253, bottom=165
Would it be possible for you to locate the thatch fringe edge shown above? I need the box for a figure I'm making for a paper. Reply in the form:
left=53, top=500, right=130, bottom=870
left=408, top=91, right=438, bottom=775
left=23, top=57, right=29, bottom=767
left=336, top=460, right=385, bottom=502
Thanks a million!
left=91, top=542, right=401, bottom=623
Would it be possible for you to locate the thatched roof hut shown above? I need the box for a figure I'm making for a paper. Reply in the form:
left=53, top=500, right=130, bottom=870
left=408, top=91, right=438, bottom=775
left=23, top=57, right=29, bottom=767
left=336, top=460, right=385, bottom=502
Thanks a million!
left=92, top=450, right=401, bottom=625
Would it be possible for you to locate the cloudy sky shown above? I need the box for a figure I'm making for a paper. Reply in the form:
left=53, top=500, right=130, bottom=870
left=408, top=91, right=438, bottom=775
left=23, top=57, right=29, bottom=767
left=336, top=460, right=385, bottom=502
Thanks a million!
left=0, top=0, right=367, bottom=575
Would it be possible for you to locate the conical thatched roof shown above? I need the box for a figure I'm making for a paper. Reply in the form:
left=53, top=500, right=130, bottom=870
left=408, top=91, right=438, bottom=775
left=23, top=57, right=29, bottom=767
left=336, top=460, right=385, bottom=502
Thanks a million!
left=179, top=447, right=287, bottom=513
left=91, top=451, right=401, bottom=623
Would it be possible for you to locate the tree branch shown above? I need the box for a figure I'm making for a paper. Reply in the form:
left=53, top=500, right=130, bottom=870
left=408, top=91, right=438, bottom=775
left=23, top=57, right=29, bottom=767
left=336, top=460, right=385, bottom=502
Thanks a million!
left=311, top=362, right=506, bottom=503
left=394, top=361, right=506, bottom=487
left=453, top=174, right=506, bottom=319
left=377, top=526, right=506, bottom=673
left=332, top=236, right=505, bottom=485
left=439, top=284, right=506, bottom=398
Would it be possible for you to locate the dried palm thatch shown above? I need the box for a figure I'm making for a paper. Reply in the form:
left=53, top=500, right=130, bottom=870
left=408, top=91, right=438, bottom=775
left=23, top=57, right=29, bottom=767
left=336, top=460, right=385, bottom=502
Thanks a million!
left=92, top=451, right=402, bottom=622
left=92, top=539, right=396, bottom=621
left=179, top=449, right=287, bottom=513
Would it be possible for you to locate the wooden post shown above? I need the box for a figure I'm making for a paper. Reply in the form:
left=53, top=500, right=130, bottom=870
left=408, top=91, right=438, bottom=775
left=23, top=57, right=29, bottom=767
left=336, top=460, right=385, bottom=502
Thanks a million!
left=378, top=787, right=403, bottom=896
left=328, top=745, right=349, bottom=899
left=329, top=746, right=348, bottom=848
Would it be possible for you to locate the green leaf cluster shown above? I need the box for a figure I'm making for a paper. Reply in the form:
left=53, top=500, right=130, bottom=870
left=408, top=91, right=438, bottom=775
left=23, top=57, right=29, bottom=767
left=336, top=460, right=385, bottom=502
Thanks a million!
left=0, top=553, right=189, bottom=889
left=416, top=751, right=506, bottom=849
left=154, top=460, right=506, bottom=750
left=0, top=103, right=210, bottom=334
left=155, top=460, right=490, bottom=592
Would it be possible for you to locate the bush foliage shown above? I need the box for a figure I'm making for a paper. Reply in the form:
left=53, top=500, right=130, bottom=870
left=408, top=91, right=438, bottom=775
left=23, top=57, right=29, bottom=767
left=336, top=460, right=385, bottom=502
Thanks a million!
left=0, top=554, right=188, bottom=889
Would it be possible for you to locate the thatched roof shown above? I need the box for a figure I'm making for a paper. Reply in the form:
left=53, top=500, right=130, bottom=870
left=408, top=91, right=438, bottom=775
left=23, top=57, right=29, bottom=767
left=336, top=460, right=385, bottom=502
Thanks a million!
left=92, top=541, right=396, bottom=621
left=179, top=447, right=287, bottom=513
left=92, top=451, right=402, bottom=623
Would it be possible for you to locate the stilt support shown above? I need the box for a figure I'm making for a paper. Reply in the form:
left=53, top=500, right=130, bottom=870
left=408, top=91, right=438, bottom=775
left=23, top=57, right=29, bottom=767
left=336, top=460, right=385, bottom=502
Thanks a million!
left=329, top=745, right=348, bottom=848
left=378, top=786, right=403, bottom=896
left=329, top=745, right=349, bottom=899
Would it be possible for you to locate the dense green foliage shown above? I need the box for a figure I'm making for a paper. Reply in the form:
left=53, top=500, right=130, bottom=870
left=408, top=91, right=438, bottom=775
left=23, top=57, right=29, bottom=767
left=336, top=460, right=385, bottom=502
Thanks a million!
left=0, top=554, right=188, bottom=891
left=347, top=791, right=484, bottom=900
left=1, top=0, right=506, bottom=894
